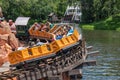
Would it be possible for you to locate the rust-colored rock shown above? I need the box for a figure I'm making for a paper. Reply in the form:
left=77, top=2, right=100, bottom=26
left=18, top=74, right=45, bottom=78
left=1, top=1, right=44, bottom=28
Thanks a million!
left=0, top=21, right=19, bottom=67
left=0, top=34, right=9, bottom=40
left=0, top=21, right=11, bottom=34
left=0, top=39, right=6, bottom=46
left=8, top=33, right=19, bottom=50
left=0, top=43, right=12, bottom=66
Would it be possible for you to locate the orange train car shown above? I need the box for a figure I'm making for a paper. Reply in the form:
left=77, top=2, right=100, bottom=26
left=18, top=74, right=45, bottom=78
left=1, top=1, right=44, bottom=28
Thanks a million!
left=8, top=29, right=80, bottom=68
left=28, top=23, right=54, bottom=40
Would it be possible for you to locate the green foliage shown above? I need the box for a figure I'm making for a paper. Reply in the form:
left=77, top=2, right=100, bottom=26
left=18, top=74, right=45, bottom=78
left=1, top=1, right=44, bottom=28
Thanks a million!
left=80, top=0, right=120, bottom=23
left=0, top=0, right=120, bottom=25
left=57, top=0, right=67, bottom=18
left=116, top=27, right=120, bottom=31
left=93, top=0, right=120, bottom=21
left=81, top=0, right=94, bottom=23
left=0, top=0, right=59, bottom=22
left=81, top=14, right=120, bottom=30
left=81, top=24, right=94, bottom=30
left=94, top=14, right=120, bottom=30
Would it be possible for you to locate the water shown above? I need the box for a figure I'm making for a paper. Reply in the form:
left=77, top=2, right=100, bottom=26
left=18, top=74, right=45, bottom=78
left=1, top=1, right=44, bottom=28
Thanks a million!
left=81, top=30, right=120, bottom=80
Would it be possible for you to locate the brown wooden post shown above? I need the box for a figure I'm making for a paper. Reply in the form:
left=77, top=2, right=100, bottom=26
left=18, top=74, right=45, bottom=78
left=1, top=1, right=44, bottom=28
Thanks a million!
left=38, top=77, right=48, bottom=80
left=61, top=72, right=70, bottom=80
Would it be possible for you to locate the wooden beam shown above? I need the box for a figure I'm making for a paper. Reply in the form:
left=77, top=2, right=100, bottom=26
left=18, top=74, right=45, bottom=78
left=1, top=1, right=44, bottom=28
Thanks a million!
left=69, top=69, right=82, bottom=76
left=86, top=46, right=93, bottom=51
left=83, top=60, right=96, bottom=67
left=86, top=51, right=99, bottom=58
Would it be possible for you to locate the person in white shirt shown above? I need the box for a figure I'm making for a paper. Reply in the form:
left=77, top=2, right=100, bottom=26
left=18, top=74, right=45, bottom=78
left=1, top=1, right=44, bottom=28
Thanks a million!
left=8, top=20, right=16, bottom=34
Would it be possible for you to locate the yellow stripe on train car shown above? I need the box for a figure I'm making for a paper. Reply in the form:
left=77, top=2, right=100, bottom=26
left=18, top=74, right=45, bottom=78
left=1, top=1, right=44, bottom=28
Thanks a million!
left=66, top=36, right=76, bottom=44
left=40, top=44, right=52, bottom=56
left=73, top=29, right=79, bottom=40
left=51, top=40, right=64, bottom=52
left=60, top=37, right=70, bottom=47
left=28, top=46, right=41, bottom=58
left=8, top=52, right=19, bottom=65
left=8, top=48, right=31, bottom=65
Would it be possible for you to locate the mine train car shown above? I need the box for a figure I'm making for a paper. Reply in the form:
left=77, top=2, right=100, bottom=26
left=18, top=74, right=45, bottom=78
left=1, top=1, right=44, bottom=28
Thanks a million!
left=8, top=28, right=81, bottom=68
left=28, top=22, right=55, bottom=40
left=15, top=17, right=31, bottom=40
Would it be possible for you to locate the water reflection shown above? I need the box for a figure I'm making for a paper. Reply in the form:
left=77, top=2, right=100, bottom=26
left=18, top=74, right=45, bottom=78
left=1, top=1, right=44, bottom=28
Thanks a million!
left=82, top=30, right=120, bottom=80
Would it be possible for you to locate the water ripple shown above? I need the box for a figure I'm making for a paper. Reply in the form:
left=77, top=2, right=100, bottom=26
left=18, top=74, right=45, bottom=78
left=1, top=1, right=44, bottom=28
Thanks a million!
left=82, top=30, right=120, bottom=80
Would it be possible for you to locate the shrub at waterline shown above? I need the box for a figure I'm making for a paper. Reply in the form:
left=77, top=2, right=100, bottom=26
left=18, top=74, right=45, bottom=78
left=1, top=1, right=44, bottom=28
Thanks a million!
left=80, top=14, right=120, bottom=31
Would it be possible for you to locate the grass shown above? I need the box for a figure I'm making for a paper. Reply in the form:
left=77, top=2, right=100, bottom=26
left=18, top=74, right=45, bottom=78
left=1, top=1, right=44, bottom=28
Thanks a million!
left=80, top=14, right=120, bottom=31
left=116, top=27, right=120, bottom=31
left=81, top=25, right=94, bottom=30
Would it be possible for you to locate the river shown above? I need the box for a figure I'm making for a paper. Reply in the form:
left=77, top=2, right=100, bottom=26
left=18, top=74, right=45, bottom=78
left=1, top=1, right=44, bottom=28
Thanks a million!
left=81, top=30, right=120, bottom=80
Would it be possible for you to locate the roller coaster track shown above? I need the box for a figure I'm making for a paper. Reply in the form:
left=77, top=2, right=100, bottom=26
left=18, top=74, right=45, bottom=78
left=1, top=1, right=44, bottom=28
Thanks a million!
left=0, top=39, right=99, bottom=80
left=0, top=23, right=99, bottom=80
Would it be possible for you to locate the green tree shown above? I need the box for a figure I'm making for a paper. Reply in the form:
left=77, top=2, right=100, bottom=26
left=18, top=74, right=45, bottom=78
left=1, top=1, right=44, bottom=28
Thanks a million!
left=57, top=0, right=67, bottom=18
left=94, top=0, right=120, bottom=21
left=1, top=0, right=119, bottom=23
left=81, top=0, right=94, bottom=23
